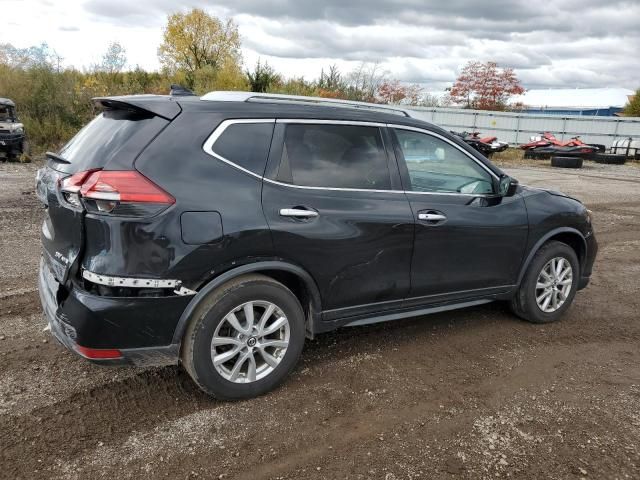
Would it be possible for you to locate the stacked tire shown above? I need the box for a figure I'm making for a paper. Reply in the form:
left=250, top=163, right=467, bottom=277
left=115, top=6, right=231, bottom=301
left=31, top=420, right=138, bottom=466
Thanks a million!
left=551, top=156, right=583, bottom=169
left=593, top=153, right=626, bottom=165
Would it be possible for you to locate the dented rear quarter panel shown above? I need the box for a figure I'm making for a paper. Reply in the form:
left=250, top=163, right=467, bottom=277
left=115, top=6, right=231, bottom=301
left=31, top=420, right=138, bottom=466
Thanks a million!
left=81, top=111, right=275, bottom=288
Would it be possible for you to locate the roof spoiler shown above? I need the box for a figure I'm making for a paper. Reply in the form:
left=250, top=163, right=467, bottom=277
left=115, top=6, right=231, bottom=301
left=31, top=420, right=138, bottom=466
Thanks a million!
left=93, top=95, right=182, bottom=120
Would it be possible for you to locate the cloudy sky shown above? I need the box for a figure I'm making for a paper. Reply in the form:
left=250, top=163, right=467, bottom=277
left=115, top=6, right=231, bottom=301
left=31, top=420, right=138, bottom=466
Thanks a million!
left=2, top=0, right=639, bottom=90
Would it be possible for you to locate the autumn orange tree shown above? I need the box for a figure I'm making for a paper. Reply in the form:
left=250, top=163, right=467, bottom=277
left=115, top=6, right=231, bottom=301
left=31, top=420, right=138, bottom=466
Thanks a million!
left=449, top=61, right=524, bottom=110
left=376, top=80, right=423, bottom=105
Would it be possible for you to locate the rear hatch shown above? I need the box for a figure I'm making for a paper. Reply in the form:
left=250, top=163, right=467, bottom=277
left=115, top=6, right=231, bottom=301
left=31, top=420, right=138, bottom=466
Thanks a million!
left=36, top=99, right=176, bottom=284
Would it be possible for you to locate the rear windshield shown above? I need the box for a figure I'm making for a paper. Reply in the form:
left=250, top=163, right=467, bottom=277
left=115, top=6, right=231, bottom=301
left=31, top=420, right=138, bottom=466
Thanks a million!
left=56, top=110, right=168, bottom=172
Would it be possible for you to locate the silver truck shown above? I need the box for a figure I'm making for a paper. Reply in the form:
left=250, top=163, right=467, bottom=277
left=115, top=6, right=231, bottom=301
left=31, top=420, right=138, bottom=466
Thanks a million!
left=0, top=98, right=27, bottom=160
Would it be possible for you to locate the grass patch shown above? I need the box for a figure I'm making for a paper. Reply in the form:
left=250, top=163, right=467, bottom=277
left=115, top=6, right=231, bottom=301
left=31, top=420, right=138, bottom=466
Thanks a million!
left=489, top=148, right=552, bottom=168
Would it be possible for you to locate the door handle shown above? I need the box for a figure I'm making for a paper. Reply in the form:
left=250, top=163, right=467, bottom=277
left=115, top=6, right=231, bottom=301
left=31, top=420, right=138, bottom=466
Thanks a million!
left=279, top=208, right=319, bottom=218
left=418, top=212, right=447, bottom=222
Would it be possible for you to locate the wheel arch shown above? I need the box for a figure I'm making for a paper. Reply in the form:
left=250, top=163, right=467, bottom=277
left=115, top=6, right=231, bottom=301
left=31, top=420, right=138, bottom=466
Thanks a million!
left=172, top=261, right=322, bottom=345
left=517, top=227, right=587, bottom=286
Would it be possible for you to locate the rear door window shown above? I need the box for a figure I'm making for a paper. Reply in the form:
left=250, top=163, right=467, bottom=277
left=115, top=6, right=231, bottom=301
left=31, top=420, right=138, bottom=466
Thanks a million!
left=210, top=122, right=275, bottom=176
left=277, top=123, right=391, bottom=190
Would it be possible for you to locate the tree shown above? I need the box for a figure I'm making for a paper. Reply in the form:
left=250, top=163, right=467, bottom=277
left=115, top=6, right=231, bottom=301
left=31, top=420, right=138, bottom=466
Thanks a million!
left=318, top=65, right=343, bottom=90
left=376, top=80, right=423, bottom=105
left=345, top=62, right=388, bottom=102
left=0, top=42, right=62, bottom=70
left=624, top=89, right=640, bottom=116
left=449, top=61, right=524, bottom=111
left=193, top=62, right=247, bottom=93
left=100, top=42, right=127, bottom=74
left=158, top=9, right=241, bottom=86
left=419, top=92, right=448, bottom=107
left=246, top=59, right=281, bottom=93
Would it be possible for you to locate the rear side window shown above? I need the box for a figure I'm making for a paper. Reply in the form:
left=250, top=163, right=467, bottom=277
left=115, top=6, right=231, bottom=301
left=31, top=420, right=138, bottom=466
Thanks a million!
left=211, top=122, right=274, bottom=175
left=277, top=123, right=390, bottom=190
left=57, top=110, right=168, bottom=173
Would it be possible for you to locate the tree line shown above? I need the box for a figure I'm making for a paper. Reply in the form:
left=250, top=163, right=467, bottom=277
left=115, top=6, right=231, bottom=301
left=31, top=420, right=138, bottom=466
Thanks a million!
left=16, top=8, right=639, bottom=153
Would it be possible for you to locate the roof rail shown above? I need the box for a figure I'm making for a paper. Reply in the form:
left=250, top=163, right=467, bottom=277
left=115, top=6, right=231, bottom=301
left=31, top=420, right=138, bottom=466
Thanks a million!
left=200, top=91, right=412, bottom=117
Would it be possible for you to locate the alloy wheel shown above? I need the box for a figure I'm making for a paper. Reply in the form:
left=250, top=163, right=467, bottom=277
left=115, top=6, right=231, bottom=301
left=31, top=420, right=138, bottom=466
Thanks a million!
left=211, top=301, right=290, bottom=383
left=535, top=257, right=573, bottom=313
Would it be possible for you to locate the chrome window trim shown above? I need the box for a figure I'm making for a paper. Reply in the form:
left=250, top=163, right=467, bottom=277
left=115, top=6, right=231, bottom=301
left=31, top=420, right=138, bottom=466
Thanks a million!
left=262, top=177, right=401, bottom=194
left=275, top=118, right=387, bottom=127
left=202, top=118, right=500, bottom=197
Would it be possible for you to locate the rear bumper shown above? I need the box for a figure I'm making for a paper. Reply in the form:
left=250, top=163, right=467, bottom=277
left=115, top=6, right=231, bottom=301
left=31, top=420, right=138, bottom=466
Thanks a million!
left=38, top=258, right=185, bottom=366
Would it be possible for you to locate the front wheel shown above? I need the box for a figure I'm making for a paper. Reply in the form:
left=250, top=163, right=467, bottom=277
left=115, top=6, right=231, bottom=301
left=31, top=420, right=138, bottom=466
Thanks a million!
left=510, top=241, right=580, bottom=323
left=181, top=274, right=306, bottom=400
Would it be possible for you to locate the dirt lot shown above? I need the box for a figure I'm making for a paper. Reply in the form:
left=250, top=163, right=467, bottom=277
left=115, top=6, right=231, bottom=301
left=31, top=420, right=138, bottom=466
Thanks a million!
left=1, top=159, right=639, bottom=480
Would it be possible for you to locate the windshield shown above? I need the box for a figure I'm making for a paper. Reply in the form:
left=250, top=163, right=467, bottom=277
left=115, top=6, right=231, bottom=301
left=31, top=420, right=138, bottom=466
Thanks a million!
left=0, top=105, right=16, bottom=122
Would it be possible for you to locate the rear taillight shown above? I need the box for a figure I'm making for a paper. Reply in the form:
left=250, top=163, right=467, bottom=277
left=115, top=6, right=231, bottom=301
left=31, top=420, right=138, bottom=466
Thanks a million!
left=60, top=169, right=174, bottom=216
left=59, top=170, right=97, bottom=208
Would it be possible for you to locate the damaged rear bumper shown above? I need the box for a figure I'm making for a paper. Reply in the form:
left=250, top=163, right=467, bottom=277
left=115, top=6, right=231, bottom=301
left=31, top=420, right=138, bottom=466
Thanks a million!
left=38, top=258, right=188, bottom=367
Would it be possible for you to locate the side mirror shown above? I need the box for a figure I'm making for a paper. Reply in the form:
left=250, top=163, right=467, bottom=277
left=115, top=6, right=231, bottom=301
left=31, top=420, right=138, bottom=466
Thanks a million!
left=498, top=175, right=519, bottom=197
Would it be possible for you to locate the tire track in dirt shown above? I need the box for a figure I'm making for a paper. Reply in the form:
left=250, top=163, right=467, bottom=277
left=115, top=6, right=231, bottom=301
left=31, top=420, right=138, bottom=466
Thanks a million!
left=4, top=298, right=639, bottom=478
left=53, top=334, right=640, bottom=480
left=3, top=162, right=640, bottom=479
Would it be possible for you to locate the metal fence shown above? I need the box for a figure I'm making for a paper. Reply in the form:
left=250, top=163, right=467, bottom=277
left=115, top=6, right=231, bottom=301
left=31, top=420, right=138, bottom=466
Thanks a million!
left=406, top=106, right=640, bottom=147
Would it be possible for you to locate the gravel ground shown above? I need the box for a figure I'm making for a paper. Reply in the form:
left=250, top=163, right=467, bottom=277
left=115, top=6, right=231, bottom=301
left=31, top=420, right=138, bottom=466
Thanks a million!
left=1, top=159, right=639, bottom=480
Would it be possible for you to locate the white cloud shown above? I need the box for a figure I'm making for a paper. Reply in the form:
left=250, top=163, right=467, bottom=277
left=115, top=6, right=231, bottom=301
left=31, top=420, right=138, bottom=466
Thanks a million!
left=1, top=0, right=638, bottom=89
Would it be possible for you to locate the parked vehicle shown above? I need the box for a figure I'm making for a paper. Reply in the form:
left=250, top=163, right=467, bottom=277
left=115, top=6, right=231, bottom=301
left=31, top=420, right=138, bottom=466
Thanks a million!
left=521, top=132, right=601, bottom=159
left=0, top=98, right=27, bottom=161
left=451, top=130, right=509, bottom=156
left=37, top=91, right=598, bottom=399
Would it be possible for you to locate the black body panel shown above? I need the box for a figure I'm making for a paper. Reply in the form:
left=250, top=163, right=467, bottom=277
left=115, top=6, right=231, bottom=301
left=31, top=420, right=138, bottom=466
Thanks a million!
left=262, top=183, right=415, bottom=312
left=405, top=193, right=528, bottom=297
left=518, top=187, right=597, bottom=283
left=35, top=94, right=598, bottom=366
left=132, top=111, right=275, bottom=288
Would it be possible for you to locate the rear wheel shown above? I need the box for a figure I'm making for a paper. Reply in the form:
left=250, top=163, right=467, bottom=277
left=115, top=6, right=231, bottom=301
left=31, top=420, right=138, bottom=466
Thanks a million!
left=181, top=274, right=305, bottom=400
left=510, top=241, right=579, bottom=323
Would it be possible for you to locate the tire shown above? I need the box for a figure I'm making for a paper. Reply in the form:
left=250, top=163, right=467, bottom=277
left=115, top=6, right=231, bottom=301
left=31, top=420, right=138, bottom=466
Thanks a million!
left=510, top=241, right=580, bottom=324
left=181, top=274, right=305, bottom=400
left=551, top=156, right=583, bottom=169
left=593, top=153, right=626, bottom=165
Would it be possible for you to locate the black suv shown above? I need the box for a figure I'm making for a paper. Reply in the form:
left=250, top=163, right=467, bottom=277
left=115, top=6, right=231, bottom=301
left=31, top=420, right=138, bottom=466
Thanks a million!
left=37, top=92, right=597, bottom=399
